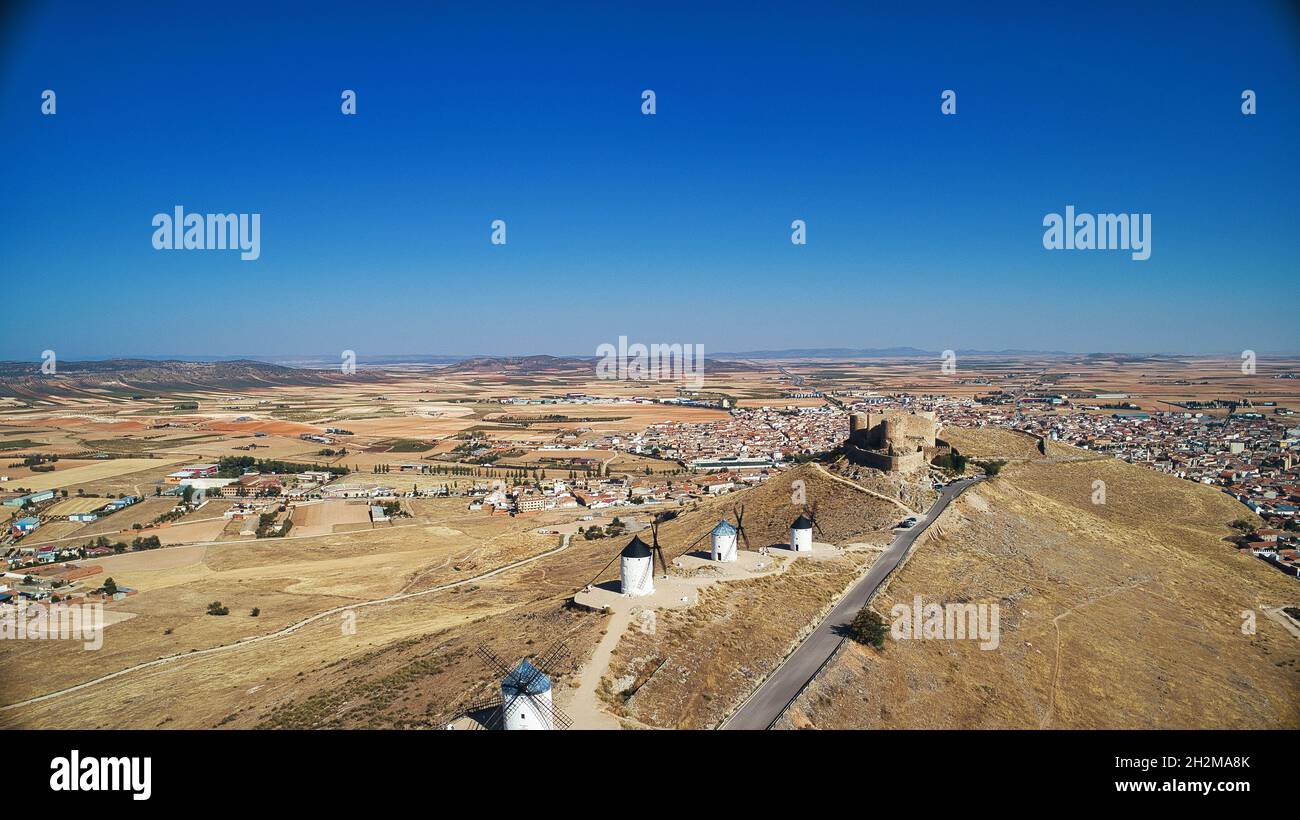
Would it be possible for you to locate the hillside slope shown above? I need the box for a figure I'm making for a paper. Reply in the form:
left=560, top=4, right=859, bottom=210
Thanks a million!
left=594, top=463, right=915, bottom=728
left=0, top=359, right=379, bottom=399
left=778, top=433, right=1300, bottom=729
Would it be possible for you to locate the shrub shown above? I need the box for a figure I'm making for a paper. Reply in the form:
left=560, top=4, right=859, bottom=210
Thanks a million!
left=847, top=605, right=888, bottom=649
left=207, top=601, right=230, bottom=616
left=932, top=448, right=968, bottom=474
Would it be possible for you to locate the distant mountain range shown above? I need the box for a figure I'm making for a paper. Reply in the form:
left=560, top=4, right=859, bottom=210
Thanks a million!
left=0, top=354, right=762, bottom=398
left=439, top=355, right=758, bottom=375
left=0, top=358, right=375, bottom=399
left=1, top=348, right=1282, bottom=399
left=438, top=355, right=591, bottom=374
left=711, top=347, right=1076, bottom=359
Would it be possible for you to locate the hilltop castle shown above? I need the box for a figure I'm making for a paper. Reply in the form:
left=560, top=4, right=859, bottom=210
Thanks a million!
left=844, top=410, right=950, bottom=473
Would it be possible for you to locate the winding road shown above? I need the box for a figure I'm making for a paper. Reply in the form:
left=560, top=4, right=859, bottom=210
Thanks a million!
left=721, top=476, right=982, bottom=730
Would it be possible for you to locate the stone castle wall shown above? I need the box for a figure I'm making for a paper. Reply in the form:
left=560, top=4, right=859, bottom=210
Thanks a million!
left=845, top=410, right=942, bottom=474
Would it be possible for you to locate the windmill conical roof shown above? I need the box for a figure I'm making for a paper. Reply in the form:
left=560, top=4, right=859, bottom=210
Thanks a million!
left=791, top=514, right=814, bottom=529
left=621, top=535, right=652, bottom=558
left=712, top=519, right=737, bottom=536
left=502, top=658, right=551, bottom=695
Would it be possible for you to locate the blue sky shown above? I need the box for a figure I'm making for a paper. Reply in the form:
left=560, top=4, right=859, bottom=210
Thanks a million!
left=2, top=1, right=1297, bottom=360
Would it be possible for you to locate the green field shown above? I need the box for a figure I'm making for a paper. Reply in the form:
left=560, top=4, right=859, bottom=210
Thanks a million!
left=382, top=439, right=434, bottom=453
left=0, top=438, right=46, bottom=451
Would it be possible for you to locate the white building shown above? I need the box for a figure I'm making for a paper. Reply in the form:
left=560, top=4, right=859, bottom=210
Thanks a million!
left=501, top=659, right=554, bottom=730
left=710, top=519, right=738, bottom=562
left=790, top=514, right=814, bottom=552
left=619, top=535, right=655, bottom=596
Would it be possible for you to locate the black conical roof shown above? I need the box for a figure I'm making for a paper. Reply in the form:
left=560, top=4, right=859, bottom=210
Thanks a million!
left=791, top=514, right=814, bottom=529
left=621, top=535, right=652, bottom=558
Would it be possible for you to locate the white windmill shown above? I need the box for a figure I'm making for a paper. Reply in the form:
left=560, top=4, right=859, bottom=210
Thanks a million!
left=710, top=519, right=738, bottom=562
left=710, top=505, right=754, bottom=561
left=619, top=534, right=657, bottom=597
left=790, top=504, right=822, bottom=552
left=472, top=645, right=572, bottom=730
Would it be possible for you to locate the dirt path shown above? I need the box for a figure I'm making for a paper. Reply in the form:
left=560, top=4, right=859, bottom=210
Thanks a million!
left=1260, top=606, right=1300, bottom=640
left=562, top=542, right=819, bottom=729
left=0, top=534, right=573, bottom=712
left=1039, top=578, right=1150, bottom=728
left=565, top=609, right=632, bottom=729
left=810, top=462, right=919, bottom=517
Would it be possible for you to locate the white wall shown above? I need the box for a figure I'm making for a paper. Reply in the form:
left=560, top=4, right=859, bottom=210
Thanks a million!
left=620, top=555, right=655, bottom=596
left=790, top=527, right=813, bottom=552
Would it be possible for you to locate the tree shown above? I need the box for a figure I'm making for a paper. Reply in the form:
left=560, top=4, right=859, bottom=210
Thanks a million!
left=102, top=577, right=118, bottom=596
left=847, top=605, right=888, bottom=649
left=932, top=448, right=968, bottom=474
left=206, top=601, right=229, bottom=616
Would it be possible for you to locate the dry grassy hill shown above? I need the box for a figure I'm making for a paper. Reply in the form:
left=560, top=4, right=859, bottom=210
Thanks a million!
left=603, top=462, right=907, bottom=575
left=777, top=430, right=1300, bottom=729
left=594, top=463, right=918, bottom=728
left=942, top=425, right=1046, bottom=460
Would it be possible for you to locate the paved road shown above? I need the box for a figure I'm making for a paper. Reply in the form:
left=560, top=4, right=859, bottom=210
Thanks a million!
left=777, top=366, right=806, bottom=387
left=721, top=477, right=981, bottom=730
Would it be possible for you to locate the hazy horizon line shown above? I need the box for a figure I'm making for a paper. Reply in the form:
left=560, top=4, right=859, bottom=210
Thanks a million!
left=4, top=347, right=1300, bottom=365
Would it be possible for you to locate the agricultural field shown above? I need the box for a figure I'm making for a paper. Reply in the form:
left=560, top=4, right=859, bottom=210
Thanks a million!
left=290, top=499, right=377, bottom=537
left=0, top=504, right=600, bottom=728
left=25, top=497, right=179, bottom=545
left=44, top=497, right=115, bottom=516
left=6, top=458, right=186, bottom=493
